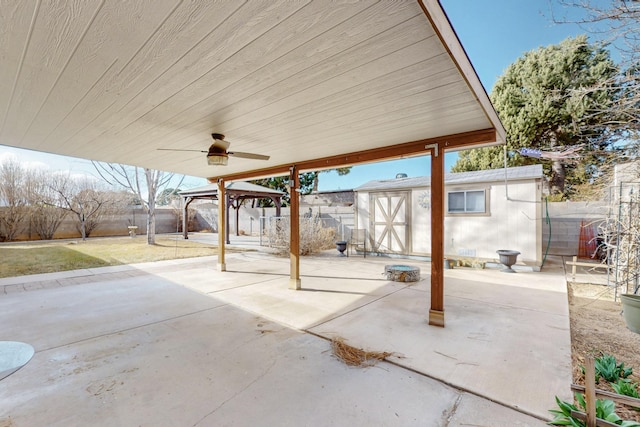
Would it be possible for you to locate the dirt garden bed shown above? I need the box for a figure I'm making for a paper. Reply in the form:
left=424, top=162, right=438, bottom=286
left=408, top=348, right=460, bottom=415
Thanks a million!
left=568, top=282, right=640, bottom=421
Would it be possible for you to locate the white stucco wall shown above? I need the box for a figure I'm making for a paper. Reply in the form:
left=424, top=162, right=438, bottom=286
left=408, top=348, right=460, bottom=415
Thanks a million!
left=411, top=189, right=431, bottom=254
left=443, top=180, right=541, bottom=264
left=355, top=192, right=368, bottom=235
left=357, top=178, right=543, bottom=265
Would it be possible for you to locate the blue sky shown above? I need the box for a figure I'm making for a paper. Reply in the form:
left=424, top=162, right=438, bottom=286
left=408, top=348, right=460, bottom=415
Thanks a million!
left=0, top=1, right=611, bottom=191
left=318, top=0, right=609, bottom=191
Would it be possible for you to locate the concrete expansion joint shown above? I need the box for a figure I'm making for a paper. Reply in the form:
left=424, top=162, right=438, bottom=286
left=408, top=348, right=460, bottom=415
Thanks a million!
left=36, top=306, right=225, bottom=354
left=0, top=270, right=148, bottom=293
left=306, top=284, right=411, bottom=330
left=304, top=329, right=544, bottom=423
left=378, top=355, right=549, bottom=423
left=2, top=283, right=26, bottom=294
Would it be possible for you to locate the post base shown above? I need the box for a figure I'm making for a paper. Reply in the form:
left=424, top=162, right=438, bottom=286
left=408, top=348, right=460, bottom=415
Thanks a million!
left=289, top=278, right=301, bottom=290
left=428, top=309, right=445, bottom=327
left=217, top=263, right=226, bottom=272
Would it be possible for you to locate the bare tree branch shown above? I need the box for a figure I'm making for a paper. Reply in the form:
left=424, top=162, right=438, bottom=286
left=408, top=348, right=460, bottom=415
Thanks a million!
left=552, top=0, right=640, bottom=61
left=91, top=161, right=185, bottom=244
left=0, top=157, right=29, bottom=241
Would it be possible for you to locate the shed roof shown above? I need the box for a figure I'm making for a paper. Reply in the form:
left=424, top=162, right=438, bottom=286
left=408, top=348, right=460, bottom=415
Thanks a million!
left=355, top=165, right=544, bottom=192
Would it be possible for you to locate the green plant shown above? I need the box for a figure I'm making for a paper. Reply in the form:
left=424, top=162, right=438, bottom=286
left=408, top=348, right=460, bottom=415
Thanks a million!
left=549, top=393, right=640, bottom=426
left=549, top=395, right=582, bottom=426
left=594, top=354, right=633, bottom=383
left=612, top=379, right=640, bottom=401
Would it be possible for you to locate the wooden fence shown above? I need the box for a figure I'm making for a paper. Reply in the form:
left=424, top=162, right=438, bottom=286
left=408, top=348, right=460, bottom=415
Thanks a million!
left=570, top=356, right=640, bottom=426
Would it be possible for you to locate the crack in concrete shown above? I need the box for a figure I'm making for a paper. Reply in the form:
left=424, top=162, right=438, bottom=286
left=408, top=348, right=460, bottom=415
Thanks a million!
left=444, top=393, right=463, bottom=426
left=192, top=358, right=277, bottom=427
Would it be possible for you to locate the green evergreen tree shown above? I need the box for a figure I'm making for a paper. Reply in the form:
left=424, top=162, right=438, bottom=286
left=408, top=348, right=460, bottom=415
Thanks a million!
left=250, top=173, right=315, bottom=207
left=452, top=36, right=619, bottom=198
left=310, top=167, right=352, bottom=192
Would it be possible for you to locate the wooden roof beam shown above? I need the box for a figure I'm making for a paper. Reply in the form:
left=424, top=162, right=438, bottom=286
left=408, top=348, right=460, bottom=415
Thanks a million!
left=207, top=128, right=498, bottom=183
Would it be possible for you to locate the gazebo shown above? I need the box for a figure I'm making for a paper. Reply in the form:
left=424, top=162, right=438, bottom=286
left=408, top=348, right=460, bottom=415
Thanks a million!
left=179, top=182, right=285, bottom=244
left=1, top=0, right=506, bottom=326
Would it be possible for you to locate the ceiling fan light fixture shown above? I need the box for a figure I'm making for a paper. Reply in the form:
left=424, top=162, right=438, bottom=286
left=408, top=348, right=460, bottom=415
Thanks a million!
left=207, top=153, right=228, bottom=166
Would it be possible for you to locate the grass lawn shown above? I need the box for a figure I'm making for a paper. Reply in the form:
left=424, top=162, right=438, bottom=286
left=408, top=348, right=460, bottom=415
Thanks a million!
left=0, top=235, right=226, bottom=278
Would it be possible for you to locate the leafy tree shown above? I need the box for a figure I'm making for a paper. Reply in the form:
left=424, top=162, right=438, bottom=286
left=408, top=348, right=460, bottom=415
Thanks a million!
left=251, top=168, right=350, bottom=207
left=310, top=167, right=352, bottom=192
left=93, top=162, right=184, bottom=245
left=250, top=173, right=315, bottom=207
left=452, top=36, right=619, bottom=198
left=157, top=187, right=181, bottom=206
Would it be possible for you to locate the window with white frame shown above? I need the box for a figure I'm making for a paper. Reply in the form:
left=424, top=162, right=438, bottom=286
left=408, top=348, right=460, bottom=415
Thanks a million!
left=447, top=190, right=486, bottom=213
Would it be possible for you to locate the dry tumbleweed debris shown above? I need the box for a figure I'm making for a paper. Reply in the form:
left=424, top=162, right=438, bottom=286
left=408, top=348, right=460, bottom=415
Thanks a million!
left=330, top=336, right=393, bottom=367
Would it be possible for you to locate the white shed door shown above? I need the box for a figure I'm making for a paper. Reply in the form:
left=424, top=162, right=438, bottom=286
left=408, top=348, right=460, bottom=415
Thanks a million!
left=370, top=192, right=410, bottom=254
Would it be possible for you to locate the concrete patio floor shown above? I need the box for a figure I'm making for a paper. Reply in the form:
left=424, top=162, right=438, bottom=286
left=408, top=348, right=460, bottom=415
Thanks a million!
left=0, top=249, right=571, bottom=426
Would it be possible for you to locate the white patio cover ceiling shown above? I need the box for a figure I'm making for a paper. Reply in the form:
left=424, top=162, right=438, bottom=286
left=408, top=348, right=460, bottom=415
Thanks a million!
left=0, top=0, right=505, bottom=181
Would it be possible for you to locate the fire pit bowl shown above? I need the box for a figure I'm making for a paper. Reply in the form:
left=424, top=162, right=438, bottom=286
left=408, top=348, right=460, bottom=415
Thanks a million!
left=496, top=250, right=520, bottom=273
left=385, top=265, right=420, bottom=282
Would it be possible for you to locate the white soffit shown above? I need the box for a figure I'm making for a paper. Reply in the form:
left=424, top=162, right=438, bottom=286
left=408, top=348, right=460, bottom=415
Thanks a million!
left=0, top=0, right=505, bottom=179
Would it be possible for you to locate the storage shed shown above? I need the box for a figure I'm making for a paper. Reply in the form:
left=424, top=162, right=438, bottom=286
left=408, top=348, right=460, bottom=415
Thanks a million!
left=354, top=165, right=544, bottom=266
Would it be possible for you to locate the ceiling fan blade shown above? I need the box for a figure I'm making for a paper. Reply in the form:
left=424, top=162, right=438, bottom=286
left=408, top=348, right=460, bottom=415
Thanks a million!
left=228, top=151, right=270, bottom=160
left=157, top=148, right=208, bottom=153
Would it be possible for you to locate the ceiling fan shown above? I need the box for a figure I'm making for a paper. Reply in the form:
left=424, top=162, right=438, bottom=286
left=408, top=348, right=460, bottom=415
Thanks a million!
left=158, top=133, right=270, bottom=166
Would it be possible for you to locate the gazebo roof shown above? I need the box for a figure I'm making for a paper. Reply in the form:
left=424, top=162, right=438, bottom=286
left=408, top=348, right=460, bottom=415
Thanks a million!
left=179, top=182, right=285, bottom=199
